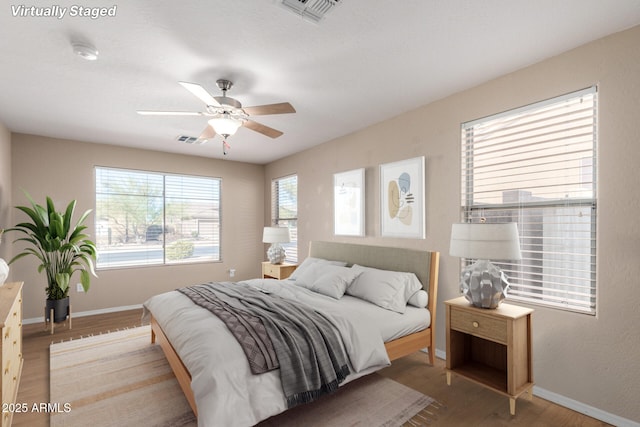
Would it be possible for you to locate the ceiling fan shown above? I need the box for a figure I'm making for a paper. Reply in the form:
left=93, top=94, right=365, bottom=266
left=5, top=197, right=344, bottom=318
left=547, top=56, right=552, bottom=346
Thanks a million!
left=137, top=79, right=296, bottom=155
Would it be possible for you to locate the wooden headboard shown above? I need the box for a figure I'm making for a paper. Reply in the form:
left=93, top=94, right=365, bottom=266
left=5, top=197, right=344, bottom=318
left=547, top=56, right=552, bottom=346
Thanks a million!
left=308, top=241, right=440, bottom=326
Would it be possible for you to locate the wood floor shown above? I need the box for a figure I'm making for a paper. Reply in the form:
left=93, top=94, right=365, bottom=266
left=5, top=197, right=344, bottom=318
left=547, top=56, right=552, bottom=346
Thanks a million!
left=13, top=309, right=611, bottom=427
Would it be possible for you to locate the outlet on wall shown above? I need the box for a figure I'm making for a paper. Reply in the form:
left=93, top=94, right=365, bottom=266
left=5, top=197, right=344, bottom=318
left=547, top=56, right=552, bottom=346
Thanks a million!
left=229, top=268, right=236, bottom=278
left=76, top=283, right=84, bottom=293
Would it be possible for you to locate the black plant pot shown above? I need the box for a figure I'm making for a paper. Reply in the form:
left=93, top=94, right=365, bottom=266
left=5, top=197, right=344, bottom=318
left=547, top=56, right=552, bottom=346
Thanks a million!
left=45, top=297, right=70, bottom=323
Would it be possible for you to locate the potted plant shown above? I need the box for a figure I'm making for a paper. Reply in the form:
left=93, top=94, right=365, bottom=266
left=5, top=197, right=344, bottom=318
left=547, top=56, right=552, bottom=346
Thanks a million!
left=7, top=193, right=97, bottom=323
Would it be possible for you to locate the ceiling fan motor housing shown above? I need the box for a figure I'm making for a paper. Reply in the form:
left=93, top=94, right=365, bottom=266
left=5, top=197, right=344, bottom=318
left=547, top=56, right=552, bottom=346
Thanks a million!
left=214, top=96, right=242, bottom=109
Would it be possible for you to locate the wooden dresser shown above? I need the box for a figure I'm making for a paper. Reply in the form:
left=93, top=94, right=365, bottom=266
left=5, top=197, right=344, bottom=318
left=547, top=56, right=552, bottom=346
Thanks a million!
left=0, top=282, right=23, bottom=427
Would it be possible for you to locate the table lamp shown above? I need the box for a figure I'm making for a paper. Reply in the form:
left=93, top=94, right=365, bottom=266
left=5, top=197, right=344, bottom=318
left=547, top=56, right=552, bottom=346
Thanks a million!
left=262, top=226, right=290, bottom=264
left=450, top=222, right=522, bottom=309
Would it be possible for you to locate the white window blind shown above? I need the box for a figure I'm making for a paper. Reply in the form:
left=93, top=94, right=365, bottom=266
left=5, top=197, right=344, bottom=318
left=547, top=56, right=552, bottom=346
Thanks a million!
left=272, top=174, right=298, bottom=262
left=95, top=167, right=221, bottom=268
left=461, top=87, right=597, bottom=314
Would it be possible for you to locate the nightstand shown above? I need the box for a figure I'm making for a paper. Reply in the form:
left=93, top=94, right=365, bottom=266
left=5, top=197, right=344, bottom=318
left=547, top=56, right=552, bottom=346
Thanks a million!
left=445, top=296, right=534, bottom=415
left=261, top=262, right=297, bottom=280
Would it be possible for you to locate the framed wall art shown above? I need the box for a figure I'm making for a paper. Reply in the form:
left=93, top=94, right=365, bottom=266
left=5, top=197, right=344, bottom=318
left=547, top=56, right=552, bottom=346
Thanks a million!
left=380, top=156, right=425, bottom=238
left=334, top=168, right=365, bottom=236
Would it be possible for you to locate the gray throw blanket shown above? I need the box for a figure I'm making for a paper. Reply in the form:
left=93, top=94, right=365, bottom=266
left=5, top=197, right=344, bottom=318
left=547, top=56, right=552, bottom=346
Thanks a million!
left=178, top=282, right=351, bottom=408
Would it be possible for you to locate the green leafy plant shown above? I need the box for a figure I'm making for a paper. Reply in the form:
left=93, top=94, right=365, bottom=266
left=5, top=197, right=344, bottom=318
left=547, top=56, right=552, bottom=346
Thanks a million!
left=166, top=240, right=194, bottom=261
left=7, top=193, right=97, bottom=300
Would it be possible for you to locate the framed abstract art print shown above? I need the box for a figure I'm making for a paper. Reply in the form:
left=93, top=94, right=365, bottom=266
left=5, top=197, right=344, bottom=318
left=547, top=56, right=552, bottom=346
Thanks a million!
left=380, top=156, right=425, bottom=238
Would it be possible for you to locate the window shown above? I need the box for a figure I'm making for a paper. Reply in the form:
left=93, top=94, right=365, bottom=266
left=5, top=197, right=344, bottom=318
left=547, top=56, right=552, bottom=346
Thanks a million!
left=461, top=87, right=597, bottom=314
left=272, top=174, right=298, bottom=262
left=95, top=167, right=221, bottom=268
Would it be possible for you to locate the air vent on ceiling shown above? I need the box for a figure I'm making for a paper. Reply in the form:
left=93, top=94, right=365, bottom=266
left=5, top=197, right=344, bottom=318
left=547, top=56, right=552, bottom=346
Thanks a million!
left=280, top=0, right=341, bottom=23
left=176, top=135, right=206, bottom=145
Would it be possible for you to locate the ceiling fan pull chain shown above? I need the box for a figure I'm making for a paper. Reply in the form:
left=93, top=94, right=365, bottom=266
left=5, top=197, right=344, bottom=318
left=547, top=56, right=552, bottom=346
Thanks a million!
left=223, top=140, right=231, bottom=156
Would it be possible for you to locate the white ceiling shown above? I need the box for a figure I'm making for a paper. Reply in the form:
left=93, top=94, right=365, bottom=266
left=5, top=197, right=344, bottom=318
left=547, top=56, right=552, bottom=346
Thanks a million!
left=1, top=1, right=639, bottom=164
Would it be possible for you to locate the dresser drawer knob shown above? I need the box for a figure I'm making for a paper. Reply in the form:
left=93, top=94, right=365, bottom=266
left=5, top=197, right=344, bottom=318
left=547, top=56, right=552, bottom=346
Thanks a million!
left=472, top=321, right=479, bottom=328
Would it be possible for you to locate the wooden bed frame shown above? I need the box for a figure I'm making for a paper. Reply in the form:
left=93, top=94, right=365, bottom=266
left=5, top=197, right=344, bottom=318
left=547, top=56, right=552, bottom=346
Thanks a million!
left=150, top=241, right=440, bottom=417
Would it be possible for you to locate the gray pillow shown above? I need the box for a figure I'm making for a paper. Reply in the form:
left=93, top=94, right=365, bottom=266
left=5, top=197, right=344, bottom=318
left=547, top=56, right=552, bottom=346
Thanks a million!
left=407, top=290, right=429, bottom=308
left=289, top=257, right=347, bottom=281
left=346, top=265, right=422, bottom=313
left=296, top=263, right=361, bottom=299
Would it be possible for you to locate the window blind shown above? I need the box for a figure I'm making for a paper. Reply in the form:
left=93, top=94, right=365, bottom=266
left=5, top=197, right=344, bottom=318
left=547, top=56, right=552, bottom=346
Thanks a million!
left=271, top=174, right=298, bottom=262
left=461, top=87, right=597, bottom=314
left=95, top=167, right=221, bottom=268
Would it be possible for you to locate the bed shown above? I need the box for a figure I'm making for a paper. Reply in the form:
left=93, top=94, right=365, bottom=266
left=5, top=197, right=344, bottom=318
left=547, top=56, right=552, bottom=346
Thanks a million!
left=144, top=241, right=440, bottom=426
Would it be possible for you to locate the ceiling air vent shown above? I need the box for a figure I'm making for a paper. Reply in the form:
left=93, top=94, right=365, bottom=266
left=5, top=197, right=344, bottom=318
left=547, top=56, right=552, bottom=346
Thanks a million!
left=280, top=0, right=342, bottom=23
left=176, top=135, right=206, bottom=145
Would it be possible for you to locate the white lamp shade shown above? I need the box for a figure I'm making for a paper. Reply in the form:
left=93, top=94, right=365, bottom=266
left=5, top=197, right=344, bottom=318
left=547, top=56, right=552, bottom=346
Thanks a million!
left=262, top=227, right=290, bottom=244
left=450, top=223, right=522, bottom=260
left=208, top=115, right=242, bottom=137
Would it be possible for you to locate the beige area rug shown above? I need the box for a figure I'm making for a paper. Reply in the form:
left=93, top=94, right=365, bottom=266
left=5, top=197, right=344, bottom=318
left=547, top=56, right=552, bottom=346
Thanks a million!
left=50, top=326, right=195, bottom=427
left=51, top=325, right=441, bottom=427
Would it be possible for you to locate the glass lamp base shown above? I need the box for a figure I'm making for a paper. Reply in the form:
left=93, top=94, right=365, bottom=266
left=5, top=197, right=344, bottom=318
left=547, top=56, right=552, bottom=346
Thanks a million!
left=267, top=243, right=286, bottom=264
left=460, top=259, right=510, bottom=309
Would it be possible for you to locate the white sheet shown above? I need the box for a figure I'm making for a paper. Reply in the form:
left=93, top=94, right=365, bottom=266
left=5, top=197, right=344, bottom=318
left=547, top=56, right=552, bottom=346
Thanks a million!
left=143, top=279, right=422, bottom=427
left=266, top=278, right=430, bottom=342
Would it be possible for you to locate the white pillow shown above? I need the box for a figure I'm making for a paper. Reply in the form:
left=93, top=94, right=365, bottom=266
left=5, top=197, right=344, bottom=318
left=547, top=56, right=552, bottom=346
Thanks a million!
left=296, top=263, right=361, bottom=299
left=288, top=257, right=347, bottom=281
left=347, top=265, right=423, bottom=313
left=407, top=290, right=429, bottom=308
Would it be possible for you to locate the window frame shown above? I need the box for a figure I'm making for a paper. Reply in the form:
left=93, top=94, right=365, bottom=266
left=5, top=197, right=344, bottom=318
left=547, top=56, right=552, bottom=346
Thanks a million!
left=271, top=174, right=298, bottom=263
left=95, top=166, right=222, bottom=269
left=460, top=87, right=598, bottom=315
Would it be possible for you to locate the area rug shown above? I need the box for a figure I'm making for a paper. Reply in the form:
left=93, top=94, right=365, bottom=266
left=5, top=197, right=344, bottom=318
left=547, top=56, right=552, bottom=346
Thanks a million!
left=50, top=325, right=440, bottom=426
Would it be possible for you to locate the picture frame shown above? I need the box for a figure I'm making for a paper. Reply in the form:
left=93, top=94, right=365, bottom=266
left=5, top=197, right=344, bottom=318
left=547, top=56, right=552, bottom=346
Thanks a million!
left=334, top=168, right=365, bottom=236
left=380, top=156, right=425, bottom=238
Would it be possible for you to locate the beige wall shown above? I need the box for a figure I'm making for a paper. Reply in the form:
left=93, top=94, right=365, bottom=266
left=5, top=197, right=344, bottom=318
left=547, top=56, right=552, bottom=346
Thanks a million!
left=265, top=26, right=640, bottom=422
left=11, top=134, right=265, bottom=320
left=0, top=121, right=11, bottom=262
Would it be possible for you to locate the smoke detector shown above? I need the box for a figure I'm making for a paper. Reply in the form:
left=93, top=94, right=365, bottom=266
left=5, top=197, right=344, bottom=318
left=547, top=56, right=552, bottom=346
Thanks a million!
left=280, top=0, right=342, bottom=23
left=71, top=41, right=99, bottom=61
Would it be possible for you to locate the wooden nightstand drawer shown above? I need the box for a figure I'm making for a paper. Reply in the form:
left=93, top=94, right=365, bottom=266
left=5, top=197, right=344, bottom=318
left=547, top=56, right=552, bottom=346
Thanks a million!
left=262, top=263, right=280, bottom=278
left=450, top=308, right=508, bottom=344
left=262, top=262, right=297, bottom=280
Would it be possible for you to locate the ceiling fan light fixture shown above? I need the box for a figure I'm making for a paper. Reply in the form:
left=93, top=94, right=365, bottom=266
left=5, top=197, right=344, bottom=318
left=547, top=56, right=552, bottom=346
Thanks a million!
left=208, top=114, right=242, bottom=138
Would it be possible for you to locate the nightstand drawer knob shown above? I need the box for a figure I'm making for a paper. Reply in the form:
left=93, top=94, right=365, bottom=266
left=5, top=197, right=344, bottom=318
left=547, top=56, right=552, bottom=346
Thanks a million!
left=472, top=321, right=479, bottom=328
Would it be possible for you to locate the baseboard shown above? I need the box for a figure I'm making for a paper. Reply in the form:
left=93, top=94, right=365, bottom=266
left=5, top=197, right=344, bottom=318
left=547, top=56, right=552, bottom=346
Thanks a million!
left=436, top=348, right=638, bottom=427
left=23, top=304, right=143, bottom=325
left=532, top=386, right=639, bottom=427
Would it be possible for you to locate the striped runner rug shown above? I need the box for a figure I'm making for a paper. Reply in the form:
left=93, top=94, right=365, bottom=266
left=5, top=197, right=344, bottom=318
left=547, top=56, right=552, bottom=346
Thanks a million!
left=50, top=325, right=441, bottom=426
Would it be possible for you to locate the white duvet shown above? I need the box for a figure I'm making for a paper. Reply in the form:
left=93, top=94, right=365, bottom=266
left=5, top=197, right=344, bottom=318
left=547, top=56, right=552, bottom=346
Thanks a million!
left=142, top=279, right=392, bottom=427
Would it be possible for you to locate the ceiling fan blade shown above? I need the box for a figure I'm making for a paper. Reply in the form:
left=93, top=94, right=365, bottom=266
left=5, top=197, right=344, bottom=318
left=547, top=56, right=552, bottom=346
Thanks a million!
left=243, top=120, right=284, bottom=138
left=179, top=81, right=221, bottom=107
left=137, top=110, right=203, bottom=116
left=243, top=102, right=296, bottom=116
left=199, top=125, right=216, bottom=140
